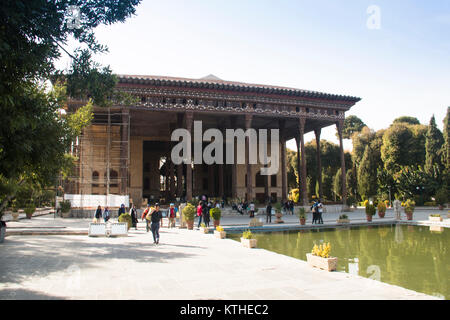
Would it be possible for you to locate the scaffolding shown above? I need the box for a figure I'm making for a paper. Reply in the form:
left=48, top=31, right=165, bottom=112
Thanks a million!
left=63, top=106, right=130, bottom=208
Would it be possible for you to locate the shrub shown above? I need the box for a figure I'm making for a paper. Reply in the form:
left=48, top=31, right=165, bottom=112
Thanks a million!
left=434, top=188, right=448, bottom=206
left=182, top=203, right=196, bottom=221
left=273, top=202, right=282, bottom=213
left=365, top=204, right=376, bottom=216
left=216, top=225, right=224, bottom=232
left=312, top=243, right=331, bottom=258
left=339, top=214, right=348, bottom=219
left=296, top=207, right=306, bottom=219
left=404, top=199, right=415, bottom=213
left=60, top=200, right=71, bottom=213
left=430, top=214, right=441, bottom=217
left=363, top=199, right=369, bottom=207
left=118, top=213, right=132, bottom=230
left=242, top=229, right=254, bottom=239
left=24, top=205, right=36, bottom=216
left=209, top=207, right=221, bottom=221
left=200, top=222, right=206, bottom=228
left=377, top=202, right=386, bottom=213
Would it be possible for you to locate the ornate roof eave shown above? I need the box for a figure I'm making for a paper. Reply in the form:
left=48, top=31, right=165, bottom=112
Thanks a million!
left=117, top=75, right=361, bottom=104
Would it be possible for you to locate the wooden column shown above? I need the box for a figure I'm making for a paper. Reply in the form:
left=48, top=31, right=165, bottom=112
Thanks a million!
left=218, top=130, right=224, bottom=199
left=229, top=117, right=237, bottom=199
left=176, top=114, right=184, bottom=198
left=298, top=117, right=308, bottom=206
left=245, top=114, right=253, bottom=202
left=314, top=128, right=323, bottom=200
left=208, top=164, right=215, bottom=196
left=185, top=112, right=194, bottom=201
left=336, top=120, right=347, bottom=207
left=280, top=119, right=287, bottom=202
left=119, top=108, right=129, bottom=195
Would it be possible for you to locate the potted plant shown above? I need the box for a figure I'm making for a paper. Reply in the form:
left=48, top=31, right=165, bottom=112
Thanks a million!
left=214, top=225, right=226, bottom=239
left=182, top=203, right=196, bottom=230
left=337, top=214, right=349, bottom=224
left=60, top=200, right=71, bottom=218
left=377, top=202, right=387, bottom=218
left=241, top=229, right=257, bottom=248
left=429, top=214, right=443, bottom=222
left=306, top=242, right=337, bottom=272
left=404, top=199, right=415, bottom=220
left=434, top=188, right=447, bottom=210
left=118, top=213, right=133, bottom=230
left=365, top=203, right=376, bottom=222
left=210, top=207, right=221, bottom=227
left=296, top=207, right=306, bottom=225
left=11, top=203, right=20, bottom=221
left=273, top=202, right=284, bottom=223
left=200, top=222, right=209, bottom=233
left=24, top=205, right=35, bottom=219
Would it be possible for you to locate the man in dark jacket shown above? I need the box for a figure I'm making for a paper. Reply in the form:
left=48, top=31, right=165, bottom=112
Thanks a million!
left=150, top=203, right=163, bottom=244
left=266, top=202, right=272, bottom=223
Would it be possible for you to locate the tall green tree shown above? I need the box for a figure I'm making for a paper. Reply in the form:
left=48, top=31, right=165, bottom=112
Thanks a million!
left=340, top=115, right=366, bottom=139
left=442, top=107, right=450, bottom=173
left=393, top=116, right=421, bottom=125
left=357, top=145, right=378, bottom=199
left=0, top=0, right=141, bottom=217
left=424, top=115, right=444, bottom=173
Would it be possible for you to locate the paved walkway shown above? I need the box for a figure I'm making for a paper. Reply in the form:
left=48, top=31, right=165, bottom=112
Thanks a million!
left=0, top=222, right=441, bottom=299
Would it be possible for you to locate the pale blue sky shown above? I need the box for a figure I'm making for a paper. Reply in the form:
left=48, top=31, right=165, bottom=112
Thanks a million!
left=58, top=0, right=450, bottom=151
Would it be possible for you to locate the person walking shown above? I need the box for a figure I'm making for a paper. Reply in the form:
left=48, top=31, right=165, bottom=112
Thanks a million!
left=149, top=203, right=163, bottom=244
left=317, top=199, right=324, bottom=224
left=266, top=202, right=272, bottom=223
left=103, top=207, right=110, bottom=223
left=118, top=203, right=126, bottom=219
left=203, top=201, right=210, bottom=228
left=311, top=200, right=318, bottom=224
left=142, top=204, right=151, bottom=232
left=197, top=201, right=203, bottom=229
left=249, top=201, right=255, bottom=218
left=94, top=205, right=102, bottom=222
left=168, top=203, right=176, bottom=228
left=289, top=200, right=294, bottom=215
left=129, top=204, right=138, bottom=230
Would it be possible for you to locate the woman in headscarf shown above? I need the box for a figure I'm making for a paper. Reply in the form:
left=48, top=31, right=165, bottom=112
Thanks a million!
left=118, top=203, right=126, bottom=218
left=129, top=204, right=138, bottom=230
left=94, top=205, right=102, bottom=222
left=103, top=207, right=110, bottom=223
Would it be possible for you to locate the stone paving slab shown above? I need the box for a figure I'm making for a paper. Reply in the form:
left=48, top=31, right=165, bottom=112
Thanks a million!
left=0, top=226, right=439, bottom=300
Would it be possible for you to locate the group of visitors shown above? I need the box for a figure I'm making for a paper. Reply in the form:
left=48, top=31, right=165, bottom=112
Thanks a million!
left=196, top=200, right=214, bottom=228
left=141, top=203, right=163, bottom=244
left=283, top=200, right=295, bottom=215
left=94, top=205, right=110, bottom=223
left=311, top=199, right=324, bottom=224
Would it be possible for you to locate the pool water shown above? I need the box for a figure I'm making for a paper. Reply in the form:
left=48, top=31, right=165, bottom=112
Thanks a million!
left=228, top=225, right=449, bottom=299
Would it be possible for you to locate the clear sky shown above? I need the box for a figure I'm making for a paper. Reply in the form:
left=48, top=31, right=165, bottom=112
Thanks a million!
left=57, top=0, right=450, bottom=151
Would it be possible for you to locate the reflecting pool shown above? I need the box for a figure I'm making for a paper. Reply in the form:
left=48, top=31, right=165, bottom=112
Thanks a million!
left=228, top=225, right=449, bottom=299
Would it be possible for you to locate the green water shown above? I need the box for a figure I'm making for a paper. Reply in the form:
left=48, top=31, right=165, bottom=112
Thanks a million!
left=228, top=225, right=449, bottom=299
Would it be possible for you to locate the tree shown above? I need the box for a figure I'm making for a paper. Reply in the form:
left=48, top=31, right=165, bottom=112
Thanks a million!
left=358, top=145, right=378, bottom=199
left=393, top=116, right=420, bottom=125
left=0, top=0, right=141, bottom=217
left=381, top=123, right=426, bottom=175
left=424, top=115, right=444, bottom=173
left=340, top=115, right=366, bottom=139
left=442, top=107, right=450, bottom=173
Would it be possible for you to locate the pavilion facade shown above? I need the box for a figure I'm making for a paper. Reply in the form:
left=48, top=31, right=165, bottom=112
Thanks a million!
left=66, top=74, right=361, bottom=208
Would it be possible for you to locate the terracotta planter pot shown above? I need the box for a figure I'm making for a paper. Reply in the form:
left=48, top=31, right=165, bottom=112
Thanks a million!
left=241, top=237, right=257, bottom=248
left=213, top=219, right=220, bottom=227
left=186, top=220, right=194, bottom=230
left=12, top=213, right=20, bottom=221
left=337, top=219, right=350, bottom=224
left=299, top=218, right=306, bottom=225
left=61, top=211, right=70, bottom=218
left=214, top=230, right=226, bottom=239
left=405, top=211, right=413, bottom=220
left=366, top=215, right=373, bottom=222
left=306, top=253, right=338, bottom=272
left=25, top=212, right=33, bottom=219
left=201, top=227, right=209, bottom=234
left=378, top=211, right=385, bottom=218
left=429, top=216, right=443, bottom=222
